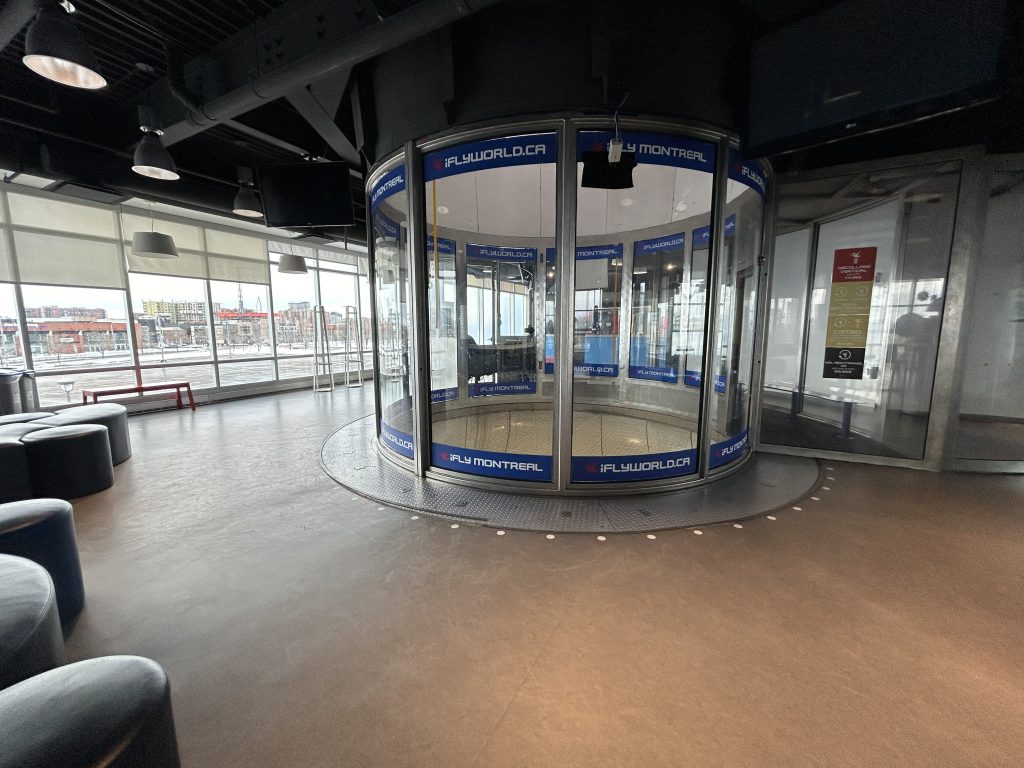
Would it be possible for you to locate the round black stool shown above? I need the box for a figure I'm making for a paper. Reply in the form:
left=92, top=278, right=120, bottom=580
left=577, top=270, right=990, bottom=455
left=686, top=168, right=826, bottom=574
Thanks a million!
left=36, top=404, right=132, bottom=465
left=0, top=412, right=54, bottom=427
left=0, top=423, right=52, bottom=439
left=0, top=656, right=181, bottom=768
left=0, top=499, right=85, bottom=627
left=0, top=555, right=64, bottom=691
left=21, top=424, right=114, bottom=499
left=0, top=438, right=33, bottom=504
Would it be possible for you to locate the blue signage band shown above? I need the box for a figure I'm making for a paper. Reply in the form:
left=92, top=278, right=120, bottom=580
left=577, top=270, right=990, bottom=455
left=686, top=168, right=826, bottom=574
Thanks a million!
left=370, top=166, right=406, bottom=211
left=424, top=134, right=557, bottom=182
left=432, top=443, right=552, bottom=482
left=634, top=232, right=685, bottom=256
left=578, top=131, right=716, bottom=174
left=380, top=421, right=414, bottom=458
left=571, top=448, right=698, bottom=482
left=728, top=151, right=767, bottom=198
left=466, top=243, right=538, bottom=261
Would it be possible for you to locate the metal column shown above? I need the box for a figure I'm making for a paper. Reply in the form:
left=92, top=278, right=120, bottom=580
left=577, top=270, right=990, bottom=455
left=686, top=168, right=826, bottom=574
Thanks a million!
left=405, top=141, right=432, bottom=476
left=697, top=138, right=732, bottom=477
left=552, top=121, right=578, bottom=490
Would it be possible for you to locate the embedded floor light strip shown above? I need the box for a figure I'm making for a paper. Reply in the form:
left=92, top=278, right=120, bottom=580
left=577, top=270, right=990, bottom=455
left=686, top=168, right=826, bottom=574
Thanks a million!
left=23, top=2, right=106, bottom=90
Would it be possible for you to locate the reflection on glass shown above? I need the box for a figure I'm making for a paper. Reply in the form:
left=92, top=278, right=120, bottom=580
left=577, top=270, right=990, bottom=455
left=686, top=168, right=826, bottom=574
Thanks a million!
left=371, top=165, right=414, bottom=458
left=954, top=168, right=1024, bottom=461
left=761, top=164, right=959, bottom=460
left=571, top=130, right=716, bottom=482
left=218, top=360, right=275, bottom=386
left=318, top=268, right=363, bottom=376
left=574, top=245, right=622, bottom=378
left=420, top=133, right=557, bottom=481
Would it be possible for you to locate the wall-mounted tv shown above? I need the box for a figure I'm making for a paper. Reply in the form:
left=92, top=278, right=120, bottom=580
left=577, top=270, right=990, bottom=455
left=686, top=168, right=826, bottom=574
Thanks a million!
left=257, top=161, right=355, bottom=228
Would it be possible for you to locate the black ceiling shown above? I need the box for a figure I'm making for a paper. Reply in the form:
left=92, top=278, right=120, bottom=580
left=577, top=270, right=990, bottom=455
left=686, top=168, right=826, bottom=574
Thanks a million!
left=0, top=0, right=1014, bottom=243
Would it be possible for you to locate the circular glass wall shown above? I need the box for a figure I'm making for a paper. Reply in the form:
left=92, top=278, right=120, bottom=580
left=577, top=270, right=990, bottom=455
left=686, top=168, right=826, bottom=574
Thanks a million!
left=366, top=121, right=767, bottom=493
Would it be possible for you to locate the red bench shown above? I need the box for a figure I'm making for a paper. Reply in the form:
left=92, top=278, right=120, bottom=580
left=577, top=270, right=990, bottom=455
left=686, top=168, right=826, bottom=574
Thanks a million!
left=80, top=381, right=196, bottom=411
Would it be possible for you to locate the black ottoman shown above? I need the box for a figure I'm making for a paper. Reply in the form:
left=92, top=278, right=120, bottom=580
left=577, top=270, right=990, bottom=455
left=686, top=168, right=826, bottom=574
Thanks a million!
left=0, top=439, right=33, bottom=504
left=0, top=423, right=52, bottom=439
left=35, top=404, right=132, bottom=465
left=0, top=656, right=181, bottom=768
left=21, top=425, right=114, bottom=499
left=0, top=412, right=54, bottom=426
left=0, top=555, right=64, bottom=691
left=0, top=499, right=85, bottom=626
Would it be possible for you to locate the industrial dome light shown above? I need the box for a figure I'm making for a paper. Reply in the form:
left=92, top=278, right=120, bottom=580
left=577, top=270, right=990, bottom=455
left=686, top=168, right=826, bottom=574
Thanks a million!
left=232, top=167, right=263, bottom=218
left=277, top=253, right=308, bottom=274
left=132, top=132, right=179, bottom=181
left=22, top=3, right=106, bottom=90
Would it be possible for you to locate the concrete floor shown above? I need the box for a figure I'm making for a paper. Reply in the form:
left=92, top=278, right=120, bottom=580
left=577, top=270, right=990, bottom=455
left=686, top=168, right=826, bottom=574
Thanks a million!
left=64, top=389, right=1024, bottom=767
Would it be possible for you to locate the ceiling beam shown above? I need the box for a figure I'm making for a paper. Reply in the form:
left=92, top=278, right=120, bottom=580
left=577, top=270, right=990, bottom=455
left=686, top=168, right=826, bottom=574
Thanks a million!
left=286, top=76, right=361, bottom=165
left=146, top=0, right=505, bottom=149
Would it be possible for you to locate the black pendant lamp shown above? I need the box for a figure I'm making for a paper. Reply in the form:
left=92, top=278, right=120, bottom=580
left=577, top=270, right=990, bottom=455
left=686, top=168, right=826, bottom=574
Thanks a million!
left=23, top=2, right=106, bottom=90
left=232, top=167, right=263, bottom=218
left=132, top=106, right=179, bottom=181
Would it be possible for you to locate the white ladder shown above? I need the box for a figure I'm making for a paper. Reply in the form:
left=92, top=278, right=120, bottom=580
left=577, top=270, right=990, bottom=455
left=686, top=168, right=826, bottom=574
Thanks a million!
left=312, top=305, right=334, bottom=392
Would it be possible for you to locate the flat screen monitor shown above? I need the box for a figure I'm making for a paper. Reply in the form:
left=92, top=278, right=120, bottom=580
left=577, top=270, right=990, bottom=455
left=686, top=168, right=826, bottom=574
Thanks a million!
left=257, top=162, right=355, bottom=228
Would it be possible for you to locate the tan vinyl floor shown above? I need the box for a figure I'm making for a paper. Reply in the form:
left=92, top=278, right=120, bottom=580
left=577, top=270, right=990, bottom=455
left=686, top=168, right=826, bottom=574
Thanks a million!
left=60, top=388, right=1024, bottom=768
left=433, top=409, right=697, bottom=455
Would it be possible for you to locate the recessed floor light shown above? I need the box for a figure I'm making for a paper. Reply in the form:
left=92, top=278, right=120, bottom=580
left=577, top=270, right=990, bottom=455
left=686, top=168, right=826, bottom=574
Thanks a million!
left=792, top=506, right=802, bottom=511
left=766, top=515, right=777, bottom=521
left=410, top=515, right=419, bottom=520
left=733, top=523, right=743, bottom=529
left=545, top=534, right=555, bottom=540
left=496, top=530, right=506, bottom=536
left=376, top=506, right=385, bottom=511
left=811, top=496, right=820, bottom=501
left=693, top=530, right=703, bottom=535
left=827, top=476, right=835, bottom=480
left=822, top=486, right=831, bottom=491
left=596, top=535, right=606, bottom=541
left=646, top=534, right=657, bottom=540
left=450, top=523, right=459, bottom=529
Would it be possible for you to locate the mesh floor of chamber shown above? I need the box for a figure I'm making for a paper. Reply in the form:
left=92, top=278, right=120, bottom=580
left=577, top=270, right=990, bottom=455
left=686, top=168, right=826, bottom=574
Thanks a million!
left=321, top=415, right=821, bottom=533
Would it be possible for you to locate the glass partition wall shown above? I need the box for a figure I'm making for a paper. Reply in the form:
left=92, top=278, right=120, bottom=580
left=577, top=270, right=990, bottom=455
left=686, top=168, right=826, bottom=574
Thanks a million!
left=366, top=120, right=769, bottom=492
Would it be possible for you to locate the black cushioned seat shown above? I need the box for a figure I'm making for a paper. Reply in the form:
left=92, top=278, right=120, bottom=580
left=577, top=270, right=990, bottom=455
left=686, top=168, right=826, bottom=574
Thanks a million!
left=0, top=499, right=85, bottom=626
left=0, top=655, right=180, bottom=768
left=0, top=439, right=33, bottom=504
left=36, top=404, right=131, bottom=465
left=0, top=423, right=52, bottom=439
left=0, top=412, right=54, bottom=427
left=0, top=555, right=64, bottom=691
left=21, top=424, right=113, bottom=499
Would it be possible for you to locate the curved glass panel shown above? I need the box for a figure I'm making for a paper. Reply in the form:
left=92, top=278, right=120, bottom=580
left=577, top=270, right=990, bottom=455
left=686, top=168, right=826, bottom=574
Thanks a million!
left=370, top=165, right=414, bottom=459
left=571, top=130, right=716, bottom=482
left=709, top=155, right=766, bottom=470
left=422, top=134, right=557, bottom=481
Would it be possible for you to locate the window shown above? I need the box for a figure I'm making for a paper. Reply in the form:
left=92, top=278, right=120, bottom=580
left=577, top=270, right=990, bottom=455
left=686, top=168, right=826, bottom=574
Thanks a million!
left=0, top=283, right=25, bottom=369
left=209, top=280, right=271, bottom=359
left=128, top=273, right=212, bottom=364
left=269, top=252, right=316, bottom=357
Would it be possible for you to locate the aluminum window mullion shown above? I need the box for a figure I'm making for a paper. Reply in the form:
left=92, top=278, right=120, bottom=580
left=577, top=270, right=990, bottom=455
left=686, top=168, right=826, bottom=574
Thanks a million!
left=405, top=140, right=432, bottom=476
left=553, top=121, right=577, bottom=490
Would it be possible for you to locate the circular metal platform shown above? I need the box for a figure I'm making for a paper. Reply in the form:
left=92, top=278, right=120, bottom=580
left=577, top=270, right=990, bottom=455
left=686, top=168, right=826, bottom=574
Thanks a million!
left=321, top=415, right=821, bottom=533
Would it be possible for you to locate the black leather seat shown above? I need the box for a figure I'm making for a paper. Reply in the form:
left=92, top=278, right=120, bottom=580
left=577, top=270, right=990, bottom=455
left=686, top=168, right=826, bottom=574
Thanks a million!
left=0, top=555, right=64, bottom=691
left=0, top=412, right=54, bottom=427
left=0, top=439, right=33, bottom=504
left=21, top=425, right=114, bottom=499
left=0, top=423, right=52, bottom=439
left=0, top=655, right=181, bottom=768
left=36, top=404, right=132, bottom=465
left=0, top=499, right=85, bottom=627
